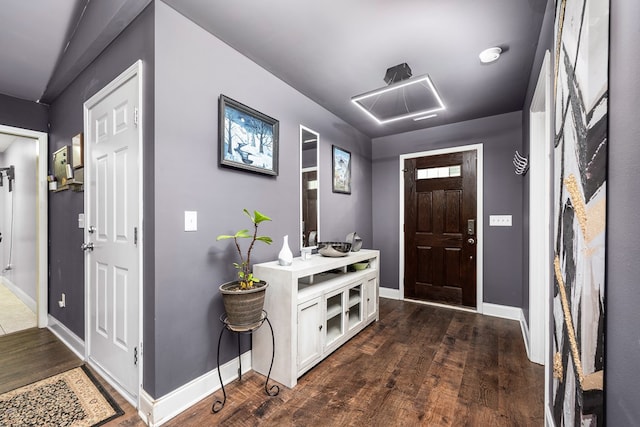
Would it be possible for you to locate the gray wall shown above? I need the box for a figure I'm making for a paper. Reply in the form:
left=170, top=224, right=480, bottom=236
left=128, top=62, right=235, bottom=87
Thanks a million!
left=372, top=111, right=524, bottom=307
left=0, top=94, right=48, bottom=133
left=47, top=4, right=155, bottom=341
left=521, top=0, right=555, bottom=325
left=0, top=138, right=38, bottom=304
left=152, top=2, right=372, bottom=398
left=607, top=0, right=640, bottom=423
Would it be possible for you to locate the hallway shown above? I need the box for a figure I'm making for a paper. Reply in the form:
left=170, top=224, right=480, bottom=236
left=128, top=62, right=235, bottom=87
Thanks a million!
left=0, top=282, right=36, bottom=335
left=0, top=299, right=544, bottom=426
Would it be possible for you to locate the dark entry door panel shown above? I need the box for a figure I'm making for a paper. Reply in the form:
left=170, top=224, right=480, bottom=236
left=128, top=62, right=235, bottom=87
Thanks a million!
left=404, top=151, right=477, bottom=307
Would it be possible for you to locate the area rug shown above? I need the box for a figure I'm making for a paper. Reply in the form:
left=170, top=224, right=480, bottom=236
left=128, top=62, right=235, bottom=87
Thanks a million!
left=0, top=365, right=123, bottom=427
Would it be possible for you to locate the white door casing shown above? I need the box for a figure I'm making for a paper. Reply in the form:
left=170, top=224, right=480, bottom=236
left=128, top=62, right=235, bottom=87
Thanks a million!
left=84, top=61, right=143, bottom=405
left=528, top=50, right=551, bottom=367
left=529, top=51, right=552, bottom=423
left=0, top=125, right=48, bottom=327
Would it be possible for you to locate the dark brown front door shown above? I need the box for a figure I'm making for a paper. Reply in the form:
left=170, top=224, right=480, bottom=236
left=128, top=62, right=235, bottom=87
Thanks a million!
left=403, top=150, right=477, bottom=308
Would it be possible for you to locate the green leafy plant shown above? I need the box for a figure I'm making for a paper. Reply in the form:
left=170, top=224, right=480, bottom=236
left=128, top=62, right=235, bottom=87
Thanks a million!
left=217, top=209, right=272, bottom=289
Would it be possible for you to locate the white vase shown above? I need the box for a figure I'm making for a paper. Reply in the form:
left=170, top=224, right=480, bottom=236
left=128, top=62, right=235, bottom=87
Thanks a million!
left=278, top=235, right=293, bottom=266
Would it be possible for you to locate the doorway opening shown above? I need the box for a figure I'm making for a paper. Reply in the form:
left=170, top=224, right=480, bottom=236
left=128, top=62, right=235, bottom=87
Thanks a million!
left=399, top=143, right=483, bottom=311
left=0, top=125, right=48, bottom=331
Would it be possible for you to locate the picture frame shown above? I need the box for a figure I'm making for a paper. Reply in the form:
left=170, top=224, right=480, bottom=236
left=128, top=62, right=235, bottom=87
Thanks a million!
left=52, top=145, right=70, bottom=190
left=332, top=145, right=351, bottom=194
left=219, top=95, right=279, bottom=176
left=72, top=133, right=83, bottom=169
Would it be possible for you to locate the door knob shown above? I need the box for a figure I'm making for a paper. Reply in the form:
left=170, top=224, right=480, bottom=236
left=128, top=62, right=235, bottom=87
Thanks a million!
left=81, top=242, right=94, bottom=251
left=467, top=238, right=475, bottom=245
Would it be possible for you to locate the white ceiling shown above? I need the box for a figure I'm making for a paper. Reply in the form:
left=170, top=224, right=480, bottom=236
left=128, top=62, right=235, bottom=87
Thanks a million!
left=0, top=0, right=547, bottom=138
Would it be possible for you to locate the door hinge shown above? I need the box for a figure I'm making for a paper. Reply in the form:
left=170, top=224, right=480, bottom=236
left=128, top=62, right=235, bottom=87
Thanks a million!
left=134, top=346, right=138, bottom=365
left=134, top=227, right=138, bottom=246
left=134, top=107, right=139, bottom=127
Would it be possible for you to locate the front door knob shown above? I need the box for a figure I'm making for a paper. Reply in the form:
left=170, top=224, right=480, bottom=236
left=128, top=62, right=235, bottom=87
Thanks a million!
left=81, top=242, right=94, bottom=251
left=467, top=238, right=475, bottom=245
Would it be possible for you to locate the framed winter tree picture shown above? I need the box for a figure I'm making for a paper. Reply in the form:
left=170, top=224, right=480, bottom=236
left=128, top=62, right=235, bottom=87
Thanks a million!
left=219, top=95, right=279, bottom=176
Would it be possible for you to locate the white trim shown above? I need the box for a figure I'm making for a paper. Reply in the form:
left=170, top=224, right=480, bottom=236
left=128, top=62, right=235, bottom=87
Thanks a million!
left=299, top=125, right=320, bottom=250
left=520, top=309, right=532, bottom=359
left=485, top=305, right=532, bottom=354
left=139, top=351, right=252, bottom=427
left=529, top=50, right=552, bottom=366
left=408, top=298, right=477, bottom=314
left=398, top=143, right=484, bottom=311
left=47, top=315, right=85, bottom=360
left=83, top=60, right=144, bottom=408
left=545, top=405, right=556, bottom=427
left=0, top=124, right=48, bottom=328
left=482, top=303, right=522, bottom=321
left=1, top=277, right=36, bottom=312
left=379, top=286, right=401, bottom=300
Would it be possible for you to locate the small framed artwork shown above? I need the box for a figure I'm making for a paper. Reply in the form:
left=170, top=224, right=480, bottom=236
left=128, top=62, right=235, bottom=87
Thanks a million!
left=332, top=145, right=351, bottom=194
left=52, top=145, right=70, bottom=189
left=71, top=133, right=83, bottom=169
left=219, top=95, right=279, bottom=176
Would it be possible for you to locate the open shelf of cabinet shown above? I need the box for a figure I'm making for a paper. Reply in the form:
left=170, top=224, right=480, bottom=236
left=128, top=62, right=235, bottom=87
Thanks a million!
left=348, top=289, right=361, bottom=307
left=252, top=249, right=379, bottom=388
left=326, top=294, right=343, bottom=319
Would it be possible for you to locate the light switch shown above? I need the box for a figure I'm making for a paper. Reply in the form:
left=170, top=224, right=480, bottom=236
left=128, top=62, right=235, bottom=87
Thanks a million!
left=184, top=211, right=197, bottom=232
left=489, top=215, right=512, bottom=227
left=78, top=213, right=85, bottom=229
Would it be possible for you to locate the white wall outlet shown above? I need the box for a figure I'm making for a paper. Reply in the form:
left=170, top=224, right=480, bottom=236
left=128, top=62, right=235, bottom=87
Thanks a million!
left=489, top=215, right=512, bottom=226
left=58, top=293, right=66, bottom=308
left=184, top=211, right=198, bottom=232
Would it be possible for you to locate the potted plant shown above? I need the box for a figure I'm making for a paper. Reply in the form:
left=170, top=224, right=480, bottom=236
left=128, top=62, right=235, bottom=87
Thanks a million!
left=217, top=209, right=272, bottom=328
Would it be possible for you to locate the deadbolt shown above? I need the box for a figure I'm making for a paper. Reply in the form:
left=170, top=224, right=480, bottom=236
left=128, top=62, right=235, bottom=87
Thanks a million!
left=467, top=238, right=475, bottom=245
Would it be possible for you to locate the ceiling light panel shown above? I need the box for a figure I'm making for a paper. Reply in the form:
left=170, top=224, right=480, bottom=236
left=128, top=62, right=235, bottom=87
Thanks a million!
left=351, top=75, right=445, bottom=124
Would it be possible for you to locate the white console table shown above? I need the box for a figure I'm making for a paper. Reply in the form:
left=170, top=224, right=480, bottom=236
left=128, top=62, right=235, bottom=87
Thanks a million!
left=252, top=249, right=380, bottom=388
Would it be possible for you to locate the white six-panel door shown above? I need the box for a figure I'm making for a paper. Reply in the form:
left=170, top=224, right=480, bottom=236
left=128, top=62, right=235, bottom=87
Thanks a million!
left=84, top=62, right=142, bottom=404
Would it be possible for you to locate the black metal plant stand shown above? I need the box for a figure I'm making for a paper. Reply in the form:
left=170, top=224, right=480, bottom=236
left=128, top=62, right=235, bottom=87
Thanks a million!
left=211, top=310, right=279, bottom=413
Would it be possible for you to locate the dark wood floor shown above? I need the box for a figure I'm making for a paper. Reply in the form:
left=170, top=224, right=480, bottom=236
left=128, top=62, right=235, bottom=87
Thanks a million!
left=0, top=299, right=544, bottom=426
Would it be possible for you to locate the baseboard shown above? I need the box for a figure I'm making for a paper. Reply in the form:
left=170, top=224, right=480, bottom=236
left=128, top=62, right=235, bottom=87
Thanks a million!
left=139, top=350, right=252, bottom=427
left=519, top=310, right=532, bottom=360
left=47, top=315, right=85, bottom=360
left=379, top=286, right=401, bottom=300
left=1, top=277, right=36, bottom=312
left=545, top=404, right=555, bottom=426
left=483, top=303, right=531, bottom=368
left=481, top=302, right=522, bottom=321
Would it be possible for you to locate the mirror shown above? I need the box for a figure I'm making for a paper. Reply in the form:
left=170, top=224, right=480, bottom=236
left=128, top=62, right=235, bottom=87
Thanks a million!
left=300, top=125, right=319, bottom=249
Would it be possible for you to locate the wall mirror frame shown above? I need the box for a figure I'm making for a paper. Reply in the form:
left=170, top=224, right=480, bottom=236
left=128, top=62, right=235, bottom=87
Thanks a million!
left=299, top=125, right=319, bottom=250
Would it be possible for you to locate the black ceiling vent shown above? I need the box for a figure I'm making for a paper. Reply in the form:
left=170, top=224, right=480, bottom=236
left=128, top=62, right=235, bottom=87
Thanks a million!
left=384, top=63, right=412, bottom=85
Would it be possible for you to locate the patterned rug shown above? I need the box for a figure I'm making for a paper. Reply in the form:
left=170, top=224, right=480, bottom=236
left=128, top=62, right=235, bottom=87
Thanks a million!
left=0, top=365, right=123, bottom=427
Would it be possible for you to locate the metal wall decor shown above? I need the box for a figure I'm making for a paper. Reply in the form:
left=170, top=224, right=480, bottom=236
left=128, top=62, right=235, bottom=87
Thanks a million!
left=513, top=150, right=529, bottom=175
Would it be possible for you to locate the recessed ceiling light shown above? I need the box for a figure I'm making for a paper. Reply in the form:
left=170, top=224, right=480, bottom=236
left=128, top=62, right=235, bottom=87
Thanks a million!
left=479, top=47, right=502, bottom=64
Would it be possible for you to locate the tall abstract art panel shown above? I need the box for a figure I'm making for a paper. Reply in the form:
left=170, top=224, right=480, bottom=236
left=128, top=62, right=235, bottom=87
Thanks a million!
left=553, top=0, right=607, bottom=425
